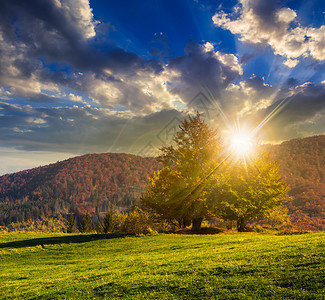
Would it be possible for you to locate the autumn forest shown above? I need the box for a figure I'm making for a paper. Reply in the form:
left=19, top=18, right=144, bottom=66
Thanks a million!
left=0, top=135, right=324, bottom=231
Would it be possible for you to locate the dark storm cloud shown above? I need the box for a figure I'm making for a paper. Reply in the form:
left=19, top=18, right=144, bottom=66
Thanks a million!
left=257, top=82, right=325, bottom=141
left=1, top=0, right=324, bottom=158
left=0, top=0, right=240, bottom=113
left=0, top=0, right=89, bottom=42
left=242, top=75, right=283, bottom=103
left=170, top=42, right=240, bottom=89
left=0, top=101, right=182, bottom=154
left=285, top=77, right=300, bottom=87
left=244, top=76, right=270, bottom=91
left=274, top=83, right=325, bottom=123
left=0, top=0, right=163, bottom=104
left=1, top=0, right=244, bottom=117
left=247, top=0, right=281, bottom=26
left=239, top=52, right=258, bottom=64
left=167, top=42, right=242, bottom=104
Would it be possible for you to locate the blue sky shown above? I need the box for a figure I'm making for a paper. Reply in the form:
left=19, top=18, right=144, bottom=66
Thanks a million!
left=0, top=0, right=325, bottom=175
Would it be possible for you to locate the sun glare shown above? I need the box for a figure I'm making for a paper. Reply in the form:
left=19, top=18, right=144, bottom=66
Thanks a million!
left=230, top=132, right=253, bottom=156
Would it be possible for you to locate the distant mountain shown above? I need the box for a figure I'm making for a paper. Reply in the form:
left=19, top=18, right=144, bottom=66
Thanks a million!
left=0, top=153, right=160, bottom=226
left=0, top=135, right=324, bottom=230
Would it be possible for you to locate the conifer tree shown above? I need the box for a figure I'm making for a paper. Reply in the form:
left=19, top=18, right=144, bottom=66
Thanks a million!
left=101, top=210, right=113, bottom=233
left=79, top=212, right=92, bottom=233
left=66, top=212, right=75, bottom=233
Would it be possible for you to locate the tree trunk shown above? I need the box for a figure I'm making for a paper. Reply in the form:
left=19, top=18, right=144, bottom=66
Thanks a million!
left=237, top=218, right=246, bottom=232
left=191, top=217, right=203, bottom=233
left=226, top=220, right=233, bottom=230
left=178, top=218, right=188, bottom=228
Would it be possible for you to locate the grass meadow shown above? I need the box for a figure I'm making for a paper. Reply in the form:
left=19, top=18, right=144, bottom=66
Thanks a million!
left=0, top=232, right=324, bottom=299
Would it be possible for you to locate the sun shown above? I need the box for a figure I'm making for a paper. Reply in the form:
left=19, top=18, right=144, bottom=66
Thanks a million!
left=230, top=131, right=253, bottom=156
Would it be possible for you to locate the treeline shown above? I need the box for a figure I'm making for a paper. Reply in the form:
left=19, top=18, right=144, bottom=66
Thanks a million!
left=0, top=209, right=166, bottom=235
left=0, top=153, right=160, bottom=226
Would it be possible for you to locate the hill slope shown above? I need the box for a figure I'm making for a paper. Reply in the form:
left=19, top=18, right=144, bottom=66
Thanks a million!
left=1, top=232, right=324, bottom=299
left=0, top=135, right=324, bottom=230
left=0, top=153, right=160, bottom=225
left=265, top=135, right=325, bottom=230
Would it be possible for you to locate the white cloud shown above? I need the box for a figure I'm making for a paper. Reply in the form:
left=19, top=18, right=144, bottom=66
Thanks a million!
left=283, top=58, right=299, bottom=68
left=26, top=117, right=47, bottom=125
left=68, top=93, right=84, bottom=102
left=276, top=7, right=296, bottom=24
left=203, top=42, right=215, bottom=52
left=215, top=51, right=243, bottom=76
left=203, top=40, right=243, bottom=76
left=212, top=0, right=325, bottom=67
left=0, top=29, right=62, bottom=100
left=13, top=127, right=32, bottom=133
left=53, top=0, right=62, bottom=8
left=59, top=0, right=98, bottom=39
left=308, top=26, right=325, bottom=61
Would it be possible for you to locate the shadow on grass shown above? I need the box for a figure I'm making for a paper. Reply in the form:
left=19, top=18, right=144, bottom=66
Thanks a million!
left=0, top=233, right=129, bottom=249
left=174, top=227, right=225, bottom=235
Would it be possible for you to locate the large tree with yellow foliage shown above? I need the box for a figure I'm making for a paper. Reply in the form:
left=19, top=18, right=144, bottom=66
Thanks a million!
left=141, top=113, right=222, bottom=232
left=142, top=113, right=290, bottom=232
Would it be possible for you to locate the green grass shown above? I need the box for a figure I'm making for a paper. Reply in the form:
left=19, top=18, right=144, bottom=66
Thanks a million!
left=0, top=232, right=324, bottom=299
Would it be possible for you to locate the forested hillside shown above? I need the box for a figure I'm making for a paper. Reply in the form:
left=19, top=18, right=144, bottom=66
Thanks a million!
left=0, top=153, right=160, bottom=226
left=0, top=135, right=324, bottom=230
left=265, top=135, right=325, bottom=231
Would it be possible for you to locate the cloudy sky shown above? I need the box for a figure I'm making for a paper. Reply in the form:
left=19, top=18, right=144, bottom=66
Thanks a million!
left=1, top=0, right=325, bottom=175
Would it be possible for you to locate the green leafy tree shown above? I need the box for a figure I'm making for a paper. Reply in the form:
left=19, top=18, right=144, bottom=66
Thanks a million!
left=213, top=152, right=290, bottom=231
left=66, top=212, right=75, bottom=233
left=142, top=113, right=222, bottom=232
left=79, top=212, right=92, bottom=233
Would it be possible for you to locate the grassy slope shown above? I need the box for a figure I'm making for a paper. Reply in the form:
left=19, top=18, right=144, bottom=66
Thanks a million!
left=0, top=232, right=324, bottom=299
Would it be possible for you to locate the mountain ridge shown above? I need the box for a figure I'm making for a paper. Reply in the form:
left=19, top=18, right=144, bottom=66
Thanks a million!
left=0, top=152, right=160, bottom=225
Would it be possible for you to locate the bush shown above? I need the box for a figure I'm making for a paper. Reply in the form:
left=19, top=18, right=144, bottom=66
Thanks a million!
left=1, top=216, right=66, bottom=232
left=121, top=207, right=153, bottom=234
left=265, top=206, right=291, bottom=229
left=97, top=208, right=127, bottom=234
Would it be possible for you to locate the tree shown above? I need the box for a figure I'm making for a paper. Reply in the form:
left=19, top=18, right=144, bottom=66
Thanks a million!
left=79, top=212, right=92, bottom=233
left=66, top=212, right=75, bottom=233
left=265, top=205, right=291, bottom=229
left=121, top=207, right=153, bottom=234
left=142, top=113, right=222, bottom=232
left=213, top=152, right=290, bottom=231
left=100, top=209, right=114, bottom=233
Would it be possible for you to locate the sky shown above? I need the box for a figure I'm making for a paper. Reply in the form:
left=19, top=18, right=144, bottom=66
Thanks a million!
left=0, top=0, right=325, bottom=175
